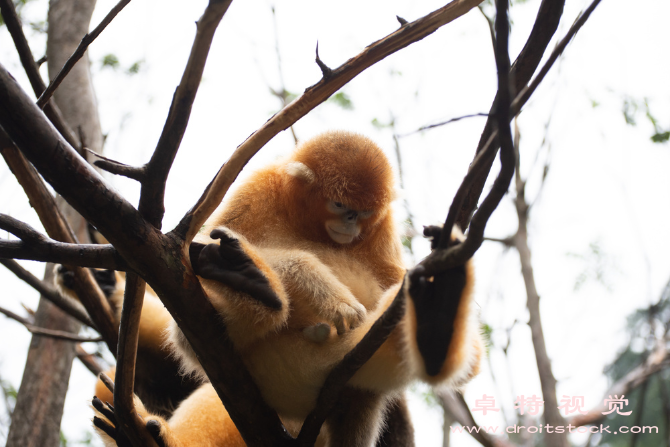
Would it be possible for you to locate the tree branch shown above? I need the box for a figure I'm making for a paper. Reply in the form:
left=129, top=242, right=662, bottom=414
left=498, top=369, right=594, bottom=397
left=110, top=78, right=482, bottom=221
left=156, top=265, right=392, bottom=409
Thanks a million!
left=113, top=273, right=159, bottom=447
left=0, top=258, right=95, bottom=328
left=1, top=130, right=119, bottom=350
left=175, top=0, right=486, bottom=243
left=297, top=280, right=407, bottom=445
left=0, top=240, right=124, bottom=269
left=397, top=112, right=489, bottom=137
left=76, top=345, right=105, bottom=377
left=138, top=0, right=233, bottom=228
left=0, top=0, right=80, bottom=148
left=455, top=0, right=565, bottom=230
left=0, top=305, right=102, bottom=342
left=36, top=0, right=133, bottom=109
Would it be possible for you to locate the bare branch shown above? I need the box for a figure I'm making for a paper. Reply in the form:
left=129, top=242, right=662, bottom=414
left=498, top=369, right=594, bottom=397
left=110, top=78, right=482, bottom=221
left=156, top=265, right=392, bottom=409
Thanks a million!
left=138, top=0, right=233, bottom=228
left=86, top=149, right=146, bottom=182
left=0, top=258, right=95, bottom=328
left=36, top=0, right=133, bottom=109
left=0, top=240, right=125, bottom=270
left=0, top=305, right=101, bottom=342
left=297, top=279, right=407, bottom=445
left=397, top=112, right=489, bottom=137
left=113, top=273, right=160, bottom=447
left=1, top=131, right=119, bottom=349
left=455, top=0, right=566, bottom=230
left=511, top=0, right=604, bottom=114
left=76, top=345, right=105, bottom=376
left=177, top=0, right=486, bottom=244
left=315, top=42, right=333, bottom=79
left=570, top=342, right=669, bottom=427
left=0, top=0, right=79, bottom=148
left=0, top=214, right=48, bottom=244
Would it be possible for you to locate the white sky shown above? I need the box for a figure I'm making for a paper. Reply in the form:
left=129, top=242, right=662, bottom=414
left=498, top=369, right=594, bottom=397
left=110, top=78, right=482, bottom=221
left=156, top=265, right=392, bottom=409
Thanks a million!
left=0, top=0, right=669, bottom=445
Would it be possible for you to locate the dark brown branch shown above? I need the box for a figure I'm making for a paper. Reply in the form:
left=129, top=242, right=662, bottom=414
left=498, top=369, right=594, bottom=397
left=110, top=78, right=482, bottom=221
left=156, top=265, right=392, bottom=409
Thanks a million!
left=0, top=240, right=125, bottom=270
left=0, top=213, right=48, bottom=244
left=297, top=279, right=407, bottom=445
left=0, top=305, right=102, bottom=342
left=0, top=132, right=119, bottom=350
left=1, top=50, right=291, bottom=447
left=416, top=0, right=515, bottom=276
left=0, top=258, right=95, bottom=328
left=315, top=42, right=333, bottom=78
left=36, top=0, right=133, bottom=109
left=177, top=0, right=485, bottom=243
left=396, top=15, right=409, bottom=26
left=510, top=0, right=604, bottom=114
left=138, top=0, right=233, bottom=229
left=76, top=345, right=105, bottom=377
left=0, top=0, right=79, bottom=148
left=114, top=273, right=159, bottom=447
left=455, top=0, right=565, bottom=230
left=86, top=149, right=146, bottom=182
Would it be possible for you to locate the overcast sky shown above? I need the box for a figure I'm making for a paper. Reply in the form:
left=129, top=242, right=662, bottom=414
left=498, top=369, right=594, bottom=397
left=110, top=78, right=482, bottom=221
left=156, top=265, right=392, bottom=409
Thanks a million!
left=1, top=0, right=669, bottom=445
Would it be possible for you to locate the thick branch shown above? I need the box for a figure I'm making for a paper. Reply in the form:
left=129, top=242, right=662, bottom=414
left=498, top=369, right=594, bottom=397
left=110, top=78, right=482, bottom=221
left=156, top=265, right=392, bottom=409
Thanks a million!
left=297, top=280, right=407, bottom=445
left=0, top=0, right=79, bottom=148
left=0, top=240, right=125, bottom=269
left=36, top=0, right=133, bottom=108
left=0, top=305, right=101, bottom=342
left=139, top=0, right=233, bottom=228
left=0, top=258, right=94, bottom=328
left=176, top=0, right=485, bottom=243
left=0, top=42, right=290, bottom=447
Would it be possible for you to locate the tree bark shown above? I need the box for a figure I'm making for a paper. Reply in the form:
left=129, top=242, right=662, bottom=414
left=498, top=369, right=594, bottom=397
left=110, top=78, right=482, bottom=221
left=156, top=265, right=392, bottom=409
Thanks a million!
left=6, top=0, right=102, bottom=445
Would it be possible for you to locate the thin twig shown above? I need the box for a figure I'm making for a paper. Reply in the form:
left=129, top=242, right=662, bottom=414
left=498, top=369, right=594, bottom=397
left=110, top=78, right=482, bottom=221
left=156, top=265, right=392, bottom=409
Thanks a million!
left=0, top=305, right=102, bottom=342
left=36, top=0, right=133, bottom=108
left=0, top=0, right=79, bottom=148
left=138, top=0, right=233, bottom=229
left=0, top=258, right=95, bottom=328
left=397, top=112, right=489, bottom=137
left=86, top=149, right=146, bottom=182
left=176, top=0, right=486, bottom=244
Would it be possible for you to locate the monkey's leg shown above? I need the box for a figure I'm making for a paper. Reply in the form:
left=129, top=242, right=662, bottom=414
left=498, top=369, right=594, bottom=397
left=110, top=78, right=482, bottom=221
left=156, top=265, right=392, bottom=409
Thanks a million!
left=376, top=394, right=415, bottom=447
left=323, top=387, right=387, bottom=447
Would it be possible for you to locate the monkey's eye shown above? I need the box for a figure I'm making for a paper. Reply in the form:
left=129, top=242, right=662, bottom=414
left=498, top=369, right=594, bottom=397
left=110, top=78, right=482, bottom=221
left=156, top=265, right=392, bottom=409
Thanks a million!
left=334, top=202, right=344, bottom=208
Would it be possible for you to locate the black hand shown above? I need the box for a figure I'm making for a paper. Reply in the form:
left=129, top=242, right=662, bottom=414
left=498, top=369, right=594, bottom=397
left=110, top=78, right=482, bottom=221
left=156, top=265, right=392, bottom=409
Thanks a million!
left=196, top=229, right=282, bottom=311
left=92, top=396, right=167, bottom=447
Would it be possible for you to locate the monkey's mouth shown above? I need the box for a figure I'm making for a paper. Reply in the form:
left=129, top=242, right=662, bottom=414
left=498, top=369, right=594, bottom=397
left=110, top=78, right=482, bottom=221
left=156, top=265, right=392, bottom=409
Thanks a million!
left=326, top=224, right=359, bottom=244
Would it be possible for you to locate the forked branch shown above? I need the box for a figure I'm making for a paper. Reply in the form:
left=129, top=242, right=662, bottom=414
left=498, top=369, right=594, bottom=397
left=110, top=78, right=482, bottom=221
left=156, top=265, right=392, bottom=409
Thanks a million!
left=36, top=0, right=133, bottom=109
left=176, top=0, right=486, bottom=244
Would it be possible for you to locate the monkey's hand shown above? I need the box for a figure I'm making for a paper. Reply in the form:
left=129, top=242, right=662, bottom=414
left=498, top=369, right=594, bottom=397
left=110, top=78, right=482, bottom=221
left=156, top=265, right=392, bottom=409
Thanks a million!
left=408, top=225, right=468, bottom=376
left=92, top=396, right=167, bottom=447
left=195, top=228, right=283, bottom=311
left=330, top=298, right=367, bottom=335
left=54, top=265, right=118, bottom=298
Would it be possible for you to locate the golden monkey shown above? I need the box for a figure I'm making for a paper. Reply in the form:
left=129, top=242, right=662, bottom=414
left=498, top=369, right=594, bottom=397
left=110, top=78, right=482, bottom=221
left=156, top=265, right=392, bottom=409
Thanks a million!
left=86, top=131, right=482, bottom=446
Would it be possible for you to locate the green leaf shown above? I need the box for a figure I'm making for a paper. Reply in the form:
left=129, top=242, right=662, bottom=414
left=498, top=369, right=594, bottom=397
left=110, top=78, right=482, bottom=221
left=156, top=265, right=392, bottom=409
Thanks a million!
left=101, top=54, right=120, bottom=70
left=651, top=131, right=669, bottom=143
left=329, top=92, right=353, bottom=110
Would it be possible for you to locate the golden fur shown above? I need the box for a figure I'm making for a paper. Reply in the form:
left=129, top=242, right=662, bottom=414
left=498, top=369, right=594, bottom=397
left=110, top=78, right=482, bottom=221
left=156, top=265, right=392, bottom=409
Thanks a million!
left=91, top=131, right=482, bottom=446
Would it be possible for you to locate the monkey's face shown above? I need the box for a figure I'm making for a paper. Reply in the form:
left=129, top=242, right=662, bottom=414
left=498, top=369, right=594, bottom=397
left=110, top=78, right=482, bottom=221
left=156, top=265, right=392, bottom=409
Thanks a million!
left=324, top=200, right=374, bottom=244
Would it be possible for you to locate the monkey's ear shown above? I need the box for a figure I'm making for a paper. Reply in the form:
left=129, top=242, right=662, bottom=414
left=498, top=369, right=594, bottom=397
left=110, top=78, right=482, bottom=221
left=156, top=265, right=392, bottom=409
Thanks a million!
left=285, top=162, right=315, bottom=183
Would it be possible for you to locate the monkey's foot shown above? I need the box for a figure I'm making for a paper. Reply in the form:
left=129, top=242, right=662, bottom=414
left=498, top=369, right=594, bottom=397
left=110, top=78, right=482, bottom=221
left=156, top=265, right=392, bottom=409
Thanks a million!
left=330, top=300, right=367, bottom=335
left=195, top=228, right=283, bottom=311
left=92, top=397, right=167, bottom=447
